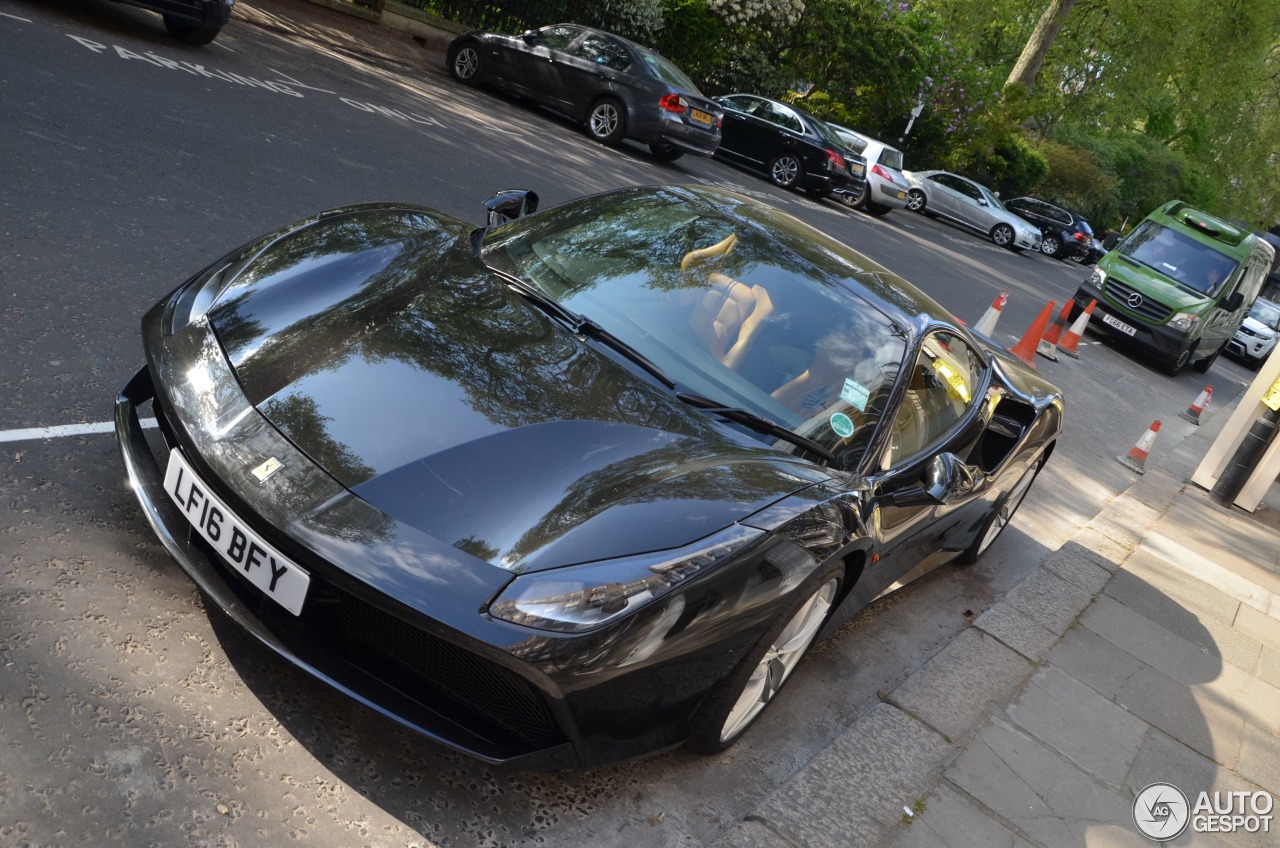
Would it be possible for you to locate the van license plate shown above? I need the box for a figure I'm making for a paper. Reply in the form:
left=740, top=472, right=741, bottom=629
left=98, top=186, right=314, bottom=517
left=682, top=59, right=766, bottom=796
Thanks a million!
left=1102, top=313, right=1137, bottom=336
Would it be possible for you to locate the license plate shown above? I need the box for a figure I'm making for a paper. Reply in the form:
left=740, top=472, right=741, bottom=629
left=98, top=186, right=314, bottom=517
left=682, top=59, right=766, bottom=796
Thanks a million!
left=1101, top=313, right=1137, bottom=336
left=164, top=449, right=310, bottom=615
left=690, top=108, right=712, bottom=126
left=849, top=162, right=865, bottom=176
left=893, top=189, right=906, bottom=200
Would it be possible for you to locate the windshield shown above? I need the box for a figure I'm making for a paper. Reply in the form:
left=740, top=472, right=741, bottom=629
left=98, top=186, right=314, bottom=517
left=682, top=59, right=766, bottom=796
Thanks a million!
left=1120, top=220, right=1239, bottom=296
left=482, top=188, right=908, bottom=463
left=1250, top=301, right=1280, bottom=331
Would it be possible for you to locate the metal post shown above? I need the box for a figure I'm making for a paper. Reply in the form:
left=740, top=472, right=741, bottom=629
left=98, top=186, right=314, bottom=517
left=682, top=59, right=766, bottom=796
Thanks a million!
left=1211, top=405, right=1280, bottom=504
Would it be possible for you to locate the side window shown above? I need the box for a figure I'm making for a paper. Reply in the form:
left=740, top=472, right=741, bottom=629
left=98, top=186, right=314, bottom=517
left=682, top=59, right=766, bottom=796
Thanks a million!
left=537, top=25, right=581, bottom=51
left=885, top=331, right=984, bottom=467
left=575, top=35, right=630, bottom=71
left=778, top=109, right=804, bottom=135
left=954, top=180, right=983, bottom=202
left=931, top=174, right=957, bottom=191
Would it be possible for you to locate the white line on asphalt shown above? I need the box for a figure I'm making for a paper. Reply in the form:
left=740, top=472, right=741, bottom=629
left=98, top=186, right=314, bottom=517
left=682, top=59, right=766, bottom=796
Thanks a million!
left=2, top=12, right=32, bottom=21
left=0, top=419, right=156, bottom=444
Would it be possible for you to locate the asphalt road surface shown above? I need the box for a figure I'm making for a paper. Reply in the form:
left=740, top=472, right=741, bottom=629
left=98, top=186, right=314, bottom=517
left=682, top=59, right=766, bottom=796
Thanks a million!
left=0, top=3, right=1261, bottom=846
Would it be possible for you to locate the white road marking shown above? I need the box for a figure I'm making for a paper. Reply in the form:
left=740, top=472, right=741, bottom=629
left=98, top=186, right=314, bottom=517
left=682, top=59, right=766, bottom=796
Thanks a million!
left=2, top=12, right=32, bottom=22
left=0, top=419, right=157, bottom=443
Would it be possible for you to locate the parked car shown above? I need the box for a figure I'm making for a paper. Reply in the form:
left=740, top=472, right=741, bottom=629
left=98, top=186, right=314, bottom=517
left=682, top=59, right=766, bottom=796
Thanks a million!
left=1072, top=200, right=1276, bottom=375
left=447, top=24, right=722, bottom=161
left=1003, top=197, right=1095, bottom=260
left=827, top=126, right=909, bottom=216
left=112, top=0, right=233, bottom=44
left=116, top=184, right=1062, bottom=770
left=1070, top=235, right=1108, bottom=266
left=902, top=171, right=1042, bottom=251
left=1224, top=297, right=1280, bottom=369
left=713, top=94, right=865, bottom=198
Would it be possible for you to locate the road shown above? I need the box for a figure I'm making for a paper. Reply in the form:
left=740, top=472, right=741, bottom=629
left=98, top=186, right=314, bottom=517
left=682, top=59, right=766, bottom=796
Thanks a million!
left=0, top=2, right=1261, bottom=846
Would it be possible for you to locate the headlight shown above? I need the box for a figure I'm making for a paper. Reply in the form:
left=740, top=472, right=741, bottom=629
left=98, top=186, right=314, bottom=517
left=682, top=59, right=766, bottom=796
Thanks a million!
left=489, top=525, right=765, bottom=632
left=1089, top=267, right=1107, bottom=287
left=1168, top=312, right=1199, bottom=332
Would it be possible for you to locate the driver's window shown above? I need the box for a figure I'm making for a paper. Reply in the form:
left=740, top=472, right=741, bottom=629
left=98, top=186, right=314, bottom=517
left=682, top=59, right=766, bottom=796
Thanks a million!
left=885, top=331, right=983, bottom=467
left=537, top=25, right=581, bottom=51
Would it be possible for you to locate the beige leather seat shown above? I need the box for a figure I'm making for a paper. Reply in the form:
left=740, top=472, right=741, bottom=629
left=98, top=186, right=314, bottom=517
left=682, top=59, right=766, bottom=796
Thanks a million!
left=679, top=234, right=773, bottom=371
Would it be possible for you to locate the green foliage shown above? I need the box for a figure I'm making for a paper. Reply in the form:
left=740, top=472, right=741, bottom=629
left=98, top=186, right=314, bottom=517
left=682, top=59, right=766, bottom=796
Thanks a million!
left=1025, top=137, right=1118, bottom=225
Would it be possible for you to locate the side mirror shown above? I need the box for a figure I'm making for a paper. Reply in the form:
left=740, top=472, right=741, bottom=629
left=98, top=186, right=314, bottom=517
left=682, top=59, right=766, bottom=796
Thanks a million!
left=888, top=453, right=976, bottom=508
left=977, top=198, right=988, bottom=207
left=483, top=190, right=539, bottom=227
left=520, top=31, right=538, bottom=45
left=1223, top=291, right=1245, bottom=312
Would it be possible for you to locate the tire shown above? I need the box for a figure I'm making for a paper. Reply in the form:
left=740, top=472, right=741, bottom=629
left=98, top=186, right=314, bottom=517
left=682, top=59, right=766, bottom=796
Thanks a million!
left=846, top=181, right=871, bottom=210
left=1040, top=234, right=1062, bottom=258
left=991, top=223, right=1016, bottom=248
left=836, top=191, right=860, bottom=209
left=163, top=15, right=222, bottom=45
left=686, top=561, right=843, bottom=753
left=1163, top=346, right=1193, bottom=376
left=863, top=202, right=892, bottom=217
left=768, top=154, right=802, bottom=189
left=449, top=43, right=482, bottom=84
left=585, top=97, right=627, bottom=145
left=649, top=143, right=684, bottom=162
left=1191, top=344, right=1221, bottom=374
left=957, top=458, right=1043, bottom=564
left=906, top=189, right=927, bottom=213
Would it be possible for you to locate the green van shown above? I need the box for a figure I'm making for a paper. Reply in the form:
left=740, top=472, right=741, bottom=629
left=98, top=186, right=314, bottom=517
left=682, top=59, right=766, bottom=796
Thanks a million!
left=1072, top=201, right=1276, bottom=375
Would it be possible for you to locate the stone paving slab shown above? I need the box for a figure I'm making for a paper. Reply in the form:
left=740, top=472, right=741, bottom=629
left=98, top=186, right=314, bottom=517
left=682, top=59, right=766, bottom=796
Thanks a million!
left=1006, top=667, right=1148, bottom=786
left=975, top=600, right=1062, bottom=661
left=752, top=704, right=950, bottom=848
left=1237, top=721, right=1280, bottom=796
left=1042, top=541, right=1114, bottom=595
left=1002, top=568, right=1094, bottom=637
left=1068, top=526, right=1132, bottom=573
left=879, top=782, right=1034, bottom=848
left=1115, top=665, right=1246, bottom=770
left=887, top=628, right=1032, bottom=742
left=946, top=714, right=1136, bottom=848
left=1105, top=551, right=1242, bottom=632
left=1046, top=623, right=1147, bottom=699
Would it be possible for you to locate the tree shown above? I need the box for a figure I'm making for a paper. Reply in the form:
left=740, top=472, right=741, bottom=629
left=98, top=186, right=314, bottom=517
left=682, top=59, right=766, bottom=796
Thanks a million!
left=1003, top=0, right=1077, bottom=94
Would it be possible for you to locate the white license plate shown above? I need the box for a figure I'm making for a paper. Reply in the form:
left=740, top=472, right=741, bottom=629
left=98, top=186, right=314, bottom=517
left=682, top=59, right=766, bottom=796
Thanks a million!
left=164, top=449, right=310, bottom=615
left=1101, top=313, right=1137, bottom=336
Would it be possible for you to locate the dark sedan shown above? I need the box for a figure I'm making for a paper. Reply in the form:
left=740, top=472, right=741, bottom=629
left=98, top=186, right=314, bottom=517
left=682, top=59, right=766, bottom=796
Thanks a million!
left=447, top=24, right=722, bottom=160
left=116, top=185, right=1062, bottom=770
left=713, top=94, right=865, bottom=198
left=1004, top=197, right=1095, bottom=260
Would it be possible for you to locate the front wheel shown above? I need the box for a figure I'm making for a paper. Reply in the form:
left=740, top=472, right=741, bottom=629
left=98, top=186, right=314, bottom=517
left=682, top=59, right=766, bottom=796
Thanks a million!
left=1191, top=344, right=1221, bottom=374
left=449, top=43, right=482, bottom=84
left=957, top=458, right=1043, bottom=564
left=686, top=562, right=842, bottom=753
left=586, top=98, right=626, bottom=145
left=768, top=154, right=802, bottom=189
left=163, top=15, right=222, bottom=44
left=1163, top=347, right=1192, bottom=376
left=991, top=224, right=1016, bottom=248
left=906, top=189, right=927, bottom=212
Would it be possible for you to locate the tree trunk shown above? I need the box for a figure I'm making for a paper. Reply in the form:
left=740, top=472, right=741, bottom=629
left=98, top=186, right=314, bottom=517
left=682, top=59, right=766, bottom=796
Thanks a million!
left=1004, top=0, right=1078, bottom=94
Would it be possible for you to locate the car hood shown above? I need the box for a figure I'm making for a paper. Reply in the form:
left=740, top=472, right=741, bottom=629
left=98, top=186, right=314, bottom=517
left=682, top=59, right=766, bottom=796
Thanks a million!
left=206, top=205, right=825, bottom=572
left=1242, top=316, right=1276, bottom=337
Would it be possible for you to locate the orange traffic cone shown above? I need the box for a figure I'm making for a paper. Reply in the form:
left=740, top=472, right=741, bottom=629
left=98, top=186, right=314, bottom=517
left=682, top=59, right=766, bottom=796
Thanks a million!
left=1117, top=420, right=1161, bottom=474
left=1009, top=300, right=1056, bottom=369
left=1036, top=300, right=1076, bottom=361
left=1179, top=386, right=1212, bottom=425
left=1059, top=299, right=1096, bottom=360
left=974, top=290, right=1009, bottom=337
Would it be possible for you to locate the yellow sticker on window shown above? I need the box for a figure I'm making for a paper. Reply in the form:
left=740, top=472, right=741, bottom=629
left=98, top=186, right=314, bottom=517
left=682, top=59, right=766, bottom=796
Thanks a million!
left=933, top=361, right=971, bottom=404
left=1263, top=376, right=1280, bottom=412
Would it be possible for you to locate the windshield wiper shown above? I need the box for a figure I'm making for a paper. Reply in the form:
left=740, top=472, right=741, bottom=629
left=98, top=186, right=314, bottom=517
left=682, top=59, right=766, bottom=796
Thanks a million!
left=676, top=392, right=836, bottom=462
left=495, top=271, right=676, bottom=389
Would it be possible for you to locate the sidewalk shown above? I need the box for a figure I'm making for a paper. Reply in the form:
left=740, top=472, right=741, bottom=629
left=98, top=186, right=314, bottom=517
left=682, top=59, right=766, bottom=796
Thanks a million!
left=716, top=400, right=1280, bottom=848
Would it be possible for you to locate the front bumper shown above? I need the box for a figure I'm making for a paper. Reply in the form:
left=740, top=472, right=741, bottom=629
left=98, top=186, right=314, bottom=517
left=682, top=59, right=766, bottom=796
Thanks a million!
left=1073, top=280, right=1190, bottom=360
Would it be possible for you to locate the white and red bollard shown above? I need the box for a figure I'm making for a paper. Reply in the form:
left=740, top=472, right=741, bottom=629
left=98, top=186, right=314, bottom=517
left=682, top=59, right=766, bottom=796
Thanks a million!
left=973, top=290, right=1009, bottom=337
left=1179, top=386, right=1212, bottom=425
left=1117, top=420, right=1161, bottom=474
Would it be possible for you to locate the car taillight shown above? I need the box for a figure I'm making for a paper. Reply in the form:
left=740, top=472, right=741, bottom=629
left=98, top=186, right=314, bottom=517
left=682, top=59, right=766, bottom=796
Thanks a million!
left=1073, top=232, right=1088, bottom=242
left=659, top=94, right=688, bottom=113
left=716, top=115, right=723, bottom=129
left=871, top=164, right=892, bottom=181
left=825, top=149, right=845, bottom=171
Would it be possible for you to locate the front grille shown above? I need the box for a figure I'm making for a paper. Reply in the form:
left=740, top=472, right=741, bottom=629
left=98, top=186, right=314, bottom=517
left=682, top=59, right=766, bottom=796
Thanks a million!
left=1102, top=279, right=1173, bottom=323
left=1240, top=326, right=1260, bottom=338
